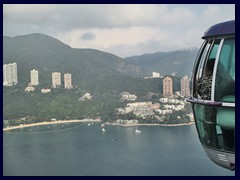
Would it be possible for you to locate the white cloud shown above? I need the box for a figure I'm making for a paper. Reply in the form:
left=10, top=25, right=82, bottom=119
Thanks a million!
left=201, top=5, right=235, bottom=27
left=3, top=4, right=235, bottom=57
left=55, top=27, right=171, bottom=56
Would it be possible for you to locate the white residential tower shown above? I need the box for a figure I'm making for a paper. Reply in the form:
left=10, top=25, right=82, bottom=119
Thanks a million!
left=30, top=69, right=39, bottom=86
left=3, top=63, right=18, bottom=86
left=52, top=72, right=61, bottom=88
left=181, top=75, right=190, bottom=97
left=64, top=73, right=73, bottom=89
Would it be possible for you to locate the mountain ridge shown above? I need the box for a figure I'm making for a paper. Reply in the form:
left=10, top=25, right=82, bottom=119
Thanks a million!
left=3, top=33, right=197, bottom=93
left=4, top=33, right=134, bottom=89
left=124, top=48, right=198, bottom=77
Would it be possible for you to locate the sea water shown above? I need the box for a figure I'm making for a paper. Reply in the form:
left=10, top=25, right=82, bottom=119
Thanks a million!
left=3, top=123, right=234, bottom=176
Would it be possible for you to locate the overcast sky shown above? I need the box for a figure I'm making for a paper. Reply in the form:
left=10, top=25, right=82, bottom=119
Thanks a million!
left=3, top=4, right=235, bottom=57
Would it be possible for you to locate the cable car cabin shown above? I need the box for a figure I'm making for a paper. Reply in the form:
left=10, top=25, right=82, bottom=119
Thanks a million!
left=187, top=20, right=235, bottom=170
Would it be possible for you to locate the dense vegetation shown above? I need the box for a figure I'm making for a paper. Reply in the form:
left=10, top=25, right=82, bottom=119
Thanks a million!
left=3, top=33, right=194, bottom=127
left=3, top=75, right=181, bottom=122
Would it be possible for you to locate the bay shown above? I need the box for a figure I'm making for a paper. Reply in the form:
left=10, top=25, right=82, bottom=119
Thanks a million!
left=3, top=123, right=234, bottom=176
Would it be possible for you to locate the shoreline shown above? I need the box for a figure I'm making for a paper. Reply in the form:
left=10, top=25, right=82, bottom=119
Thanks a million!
left=3, top=119, right=102, bottom=132
left=104, top=121, right=195, bottom=127
left=3, top=119, right=195, bottom=132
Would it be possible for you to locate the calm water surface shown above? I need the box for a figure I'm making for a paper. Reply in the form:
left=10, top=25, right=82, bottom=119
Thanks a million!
left=3, top=123, right=235, bottom=176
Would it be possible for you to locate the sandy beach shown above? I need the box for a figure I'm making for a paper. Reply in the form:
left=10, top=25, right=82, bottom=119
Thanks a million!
left=3, top=119, right=102, bottom=132
left=3, top=119, right=195, bottom=132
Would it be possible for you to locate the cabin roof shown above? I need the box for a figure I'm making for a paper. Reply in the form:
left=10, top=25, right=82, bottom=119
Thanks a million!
left=202, top=20, right=235, bottom=39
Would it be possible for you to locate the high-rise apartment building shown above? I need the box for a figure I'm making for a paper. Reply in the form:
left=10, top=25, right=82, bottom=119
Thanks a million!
left=3, top=63, right=18, bottom=86
left=163, top=76, right=173, bottom=97
left=64, top=73, right=73, bottom=89
left=181, top=75, right=190, bottom=97
left=3, top=64, right=8, bottom=86
left=52, top=72, right=61, bottom=88
left=30, top=69, right=39, bottom=86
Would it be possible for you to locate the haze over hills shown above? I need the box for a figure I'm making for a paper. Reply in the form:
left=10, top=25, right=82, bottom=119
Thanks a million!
left=3, top=33, right=197, bottom=94
left=125, top=48, right=198, bottom=78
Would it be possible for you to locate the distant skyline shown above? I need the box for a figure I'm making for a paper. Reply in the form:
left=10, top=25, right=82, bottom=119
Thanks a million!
left=3, top=4, right=235, bottom=57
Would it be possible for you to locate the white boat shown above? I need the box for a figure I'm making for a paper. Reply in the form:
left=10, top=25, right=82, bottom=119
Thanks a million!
left=102, top=128, right=106, bottom=132
left=135, top=129, right=141, bottom=133
left=101, top=123, right=105, bottom=127
left=88, top=123, right=91, bottom=126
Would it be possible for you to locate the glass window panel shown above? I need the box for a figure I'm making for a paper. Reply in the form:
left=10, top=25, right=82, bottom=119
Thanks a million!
left=197, top=39, right=220, bottom=100
left=215, top=38, right=235, bottom=101
left=193, top=41, right=211, bottom=98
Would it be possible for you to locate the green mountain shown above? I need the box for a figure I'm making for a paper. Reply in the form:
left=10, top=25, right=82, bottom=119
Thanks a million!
left=3, top=33, right=196, bottom=95
left=3, top=33, right=190, bottom=121
left=124, top=48, right=198, bottom=77
left=3, top=33, right=144, bottom=91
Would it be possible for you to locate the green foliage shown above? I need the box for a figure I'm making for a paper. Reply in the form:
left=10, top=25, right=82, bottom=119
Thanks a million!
left=114, top=112, right=140, bottom=121
left=3, top=33, right=193, bottom=125
left=3, top=87, right=120, bottom=122
left=164, top=110, right=190, bottom=124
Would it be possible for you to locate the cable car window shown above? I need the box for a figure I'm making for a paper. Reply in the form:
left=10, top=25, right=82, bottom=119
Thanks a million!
left=215, top=38, right=235, bottom=102
left=196, top=41, right=211, bottom=80
left=193, top=104, right=217, bottom=147
left=197, top=39, right=220, bottom=100
left=193, top=41, right=211, bottom=98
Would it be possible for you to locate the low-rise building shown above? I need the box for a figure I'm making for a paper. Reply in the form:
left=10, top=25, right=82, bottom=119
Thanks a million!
left=163, top=104, right=184, bottom=111
left=78, top=93, right=92, bottom=101
left=155, top=109, right=173, bottom=115
left=116, top=101, right=155, bottom=119
left=41, top=88, right=51, bottom=93
left=25, top=86, right=35, bottom=92
left=152, top=72, right=160, bottom=78
left=127, top=102, right=152, bottom=107
left=120, top=91, right=137, bottom=101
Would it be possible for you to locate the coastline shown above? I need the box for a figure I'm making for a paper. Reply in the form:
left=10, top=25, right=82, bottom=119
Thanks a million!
left=3, top=119, right=101, bottom=132
left=3, top=119, right=195, bottom=132
left=103, top=121, right=195, bottom=127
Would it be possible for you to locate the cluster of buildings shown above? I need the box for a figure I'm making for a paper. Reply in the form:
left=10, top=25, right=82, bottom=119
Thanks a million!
left=115, top=96, right=193, bottom=122
left=143, top=71, right=190, bottom=98
left=116, top=92, right=190, bottom=119
left=3, top=63, right=73, bottom=92
left=26, top=70, right=73, bottom=92
left=51, top=72, right=73, bottom=89
left=3, top=63, right=190, bottom=97
left=116, top=101, right=159, bottom=119
left=156, top=97, right=185, bottom=115
left=163, top=75, right=190, bottom=97
left=116, top=74, right=191, bottom=120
